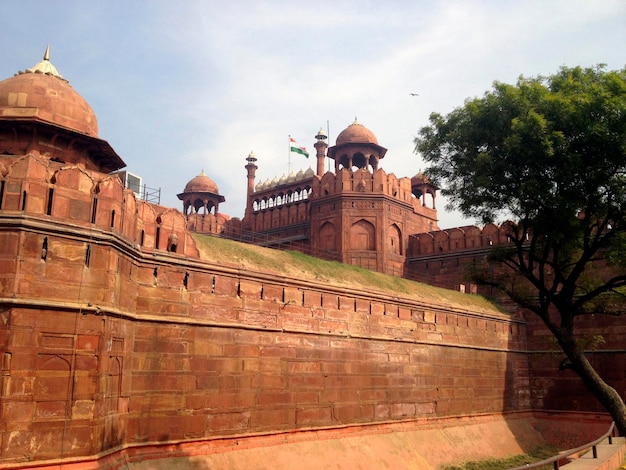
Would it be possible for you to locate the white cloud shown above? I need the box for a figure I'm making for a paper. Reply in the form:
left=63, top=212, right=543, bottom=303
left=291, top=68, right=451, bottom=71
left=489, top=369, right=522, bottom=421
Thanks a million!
left=1, top=0, right=624, bottom=229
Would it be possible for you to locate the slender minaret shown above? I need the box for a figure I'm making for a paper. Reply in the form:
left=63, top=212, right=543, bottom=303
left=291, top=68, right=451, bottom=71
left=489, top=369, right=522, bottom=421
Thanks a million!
left=244, top=151, right=258, bottom=220
left=245, top=150, right=258, bottom=196
left=314, top=128, right=328, bottom=177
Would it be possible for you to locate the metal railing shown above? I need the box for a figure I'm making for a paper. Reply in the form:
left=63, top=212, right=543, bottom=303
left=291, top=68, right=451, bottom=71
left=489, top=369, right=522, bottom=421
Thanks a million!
left=141, top=184, right=161, bottom=204
left=507, top=422, right=618, bottom=470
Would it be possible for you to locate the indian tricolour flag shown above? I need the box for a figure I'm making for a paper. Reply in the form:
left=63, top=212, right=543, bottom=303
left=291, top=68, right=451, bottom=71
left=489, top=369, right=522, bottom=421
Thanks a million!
left=289, top=137, right=309, bottom=158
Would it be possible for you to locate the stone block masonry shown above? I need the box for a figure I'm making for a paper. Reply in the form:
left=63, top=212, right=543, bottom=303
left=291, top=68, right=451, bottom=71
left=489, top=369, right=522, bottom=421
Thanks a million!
left=0, top=213, right=529, bottom=465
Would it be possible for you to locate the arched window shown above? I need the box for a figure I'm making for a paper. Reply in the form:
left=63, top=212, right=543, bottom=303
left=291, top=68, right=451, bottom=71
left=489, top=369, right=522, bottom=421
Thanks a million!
left=389, top=224, right=402, bottom=254
left=352, top=152, right=366, bottom=169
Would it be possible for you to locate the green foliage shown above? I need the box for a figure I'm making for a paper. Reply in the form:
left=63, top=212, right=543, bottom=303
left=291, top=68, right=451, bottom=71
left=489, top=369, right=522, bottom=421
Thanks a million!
left=415, top=65, right=626, bottom=432
left=415, top=64, right=626, bottom=319
left=417, top=65, right=626, bottom=230
left=440, top=445, right=558, bottom=470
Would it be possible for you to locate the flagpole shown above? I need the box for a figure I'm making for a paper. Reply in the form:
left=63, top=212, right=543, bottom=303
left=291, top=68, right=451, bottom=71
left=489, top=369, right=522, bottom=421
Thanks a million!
left=288, top=135, right=291, bottom=174
left=326, top=120, right=330, bottom=173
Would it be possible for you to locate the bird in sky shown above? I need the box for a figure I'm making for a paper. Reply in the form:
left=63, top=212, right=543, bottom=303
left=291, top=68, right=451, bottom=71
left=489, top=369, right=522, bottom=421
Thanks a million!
left=409, top=93, right=419, bottom=96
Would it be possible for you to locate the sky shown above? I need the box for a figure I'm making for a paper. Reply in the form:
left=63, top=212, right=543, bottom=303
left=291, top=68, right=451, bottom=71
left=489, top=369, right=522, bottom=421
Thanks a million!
left=1, top=0, right=624, bottom=229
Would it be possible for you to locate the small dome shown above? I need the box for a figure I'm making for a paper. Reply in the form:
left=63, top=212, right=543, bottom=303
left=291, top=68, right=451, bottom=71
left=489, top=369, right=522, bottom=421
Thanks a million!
left=295, top=169, right=304, bottom=181
left=304, top=167, right=315, bottom=178
left=335, top=118, right=378, bottom=146
left=411, top=171, right=429, bottom=185
left=184, top=170, right=219, bottom=193
left=255, top=182, right=263, bottom=192
left=411, top=171, right=439, bottom=190
left=278, top=174, right=287, bottom=185
left=262, top=179, right=271, bottom=189
left=270, top=176, right=279, bottom=187
left=287, top=171, right=296, bottom=183
left=0, top=48, right=98, bottom=137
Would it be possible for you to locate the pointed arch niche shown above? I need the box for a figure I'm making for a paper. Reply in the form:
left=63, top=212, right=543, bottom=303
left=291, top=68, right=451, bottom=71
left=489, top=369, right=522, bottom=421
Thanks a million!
left=319, top=221, right=337, bottom=251
left=388, top=223, right=402, bottom=255
left=350, top=219, right=375, bottom=251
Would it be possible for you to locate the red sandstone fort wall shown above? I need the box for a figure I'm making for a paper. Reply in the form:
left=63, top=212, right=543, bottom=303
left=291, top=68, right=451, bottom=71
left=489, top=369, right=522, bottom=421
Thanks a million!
left=524, top=311, right=626, bottom=416
left=0, top=213, right=530, bottom=464
left=1, top=153, right=624, bottom=467
left=408, top=225, right=626, bottom=420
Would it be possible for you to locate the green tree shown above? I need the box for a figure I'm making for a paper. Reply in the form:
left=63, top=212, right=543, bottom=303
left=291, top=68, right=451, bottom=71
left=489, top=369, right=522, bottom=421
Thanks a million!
left=415, top=65, right=626, bottom=434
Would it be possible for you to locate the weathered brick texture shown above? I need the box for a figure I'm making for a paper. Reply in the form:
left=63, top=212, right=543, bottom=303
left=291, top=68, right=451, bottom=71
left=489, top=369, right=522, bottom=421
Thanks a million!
left=1, top=153, right=623, bottom=468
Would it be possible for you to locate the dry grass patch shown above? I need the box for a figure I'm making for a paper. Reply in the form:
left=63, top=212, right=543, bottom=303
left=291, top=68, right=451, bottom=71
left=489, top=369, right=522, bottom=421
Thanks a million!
left=440, top=445, right=558, bottom=469
left=193, top=234, right=503, bottom=314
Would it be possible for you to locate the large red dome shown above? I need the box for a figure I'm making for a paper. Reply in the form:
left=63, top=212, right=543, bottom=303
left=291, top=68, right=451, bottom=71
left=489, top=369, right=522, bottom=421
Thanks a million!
left=184, top=171, right=220, bottom=194
left=335, top=119, right=378, bottom=146
left=0, top=53, right=98, bottom=137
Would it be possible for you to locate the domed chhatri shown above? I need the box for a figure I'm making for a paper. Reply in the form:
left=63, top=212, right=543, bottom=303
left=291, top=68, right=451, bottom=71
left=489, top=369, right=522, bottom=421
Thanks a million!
left=335, top=118, right=379, bottom=146
left=0, top=46, right=98, bottom=137
left=183, top=170, right=220, bottom=194
left=178, top=170, right=225, bottom=216
left=328, top=118, right=387, bottom=172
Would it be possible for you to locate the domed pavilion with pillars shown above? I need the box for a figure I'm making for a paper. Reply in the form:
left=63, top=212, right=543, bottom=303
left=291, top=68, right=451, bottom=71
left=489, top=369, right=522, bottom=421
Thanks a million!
left=178, top=170, right=230, bottom=235
left=241, top=119, right=440, bottom=276
left=178, top=170, right=225, bottom=216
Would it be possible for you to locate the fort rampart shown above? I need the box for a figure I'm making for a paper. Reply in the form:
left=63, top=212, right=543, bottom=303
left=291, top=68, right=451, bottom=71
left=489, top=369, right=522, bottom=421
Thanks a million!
left=408, top=224, right=626, bottom=422
left=0, top=198, right=529, bottom=465
left=1, top=154, right=624, bottom=468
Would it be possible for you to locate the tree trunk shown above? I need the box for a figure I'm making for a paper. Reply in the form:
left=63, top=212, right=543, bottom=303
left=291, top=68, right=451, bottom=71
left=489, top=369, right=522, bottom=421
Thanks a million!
left=563, top=341, right=626, bottom=436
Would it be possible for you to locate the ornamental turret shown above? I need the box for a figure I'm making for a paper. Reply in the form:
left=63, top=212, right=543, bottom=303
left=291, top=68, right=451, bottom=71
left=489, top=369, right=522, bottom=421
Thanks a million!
left=327, top=119, right=387, bottom=173
left=314, top=127, right=328, bottom=177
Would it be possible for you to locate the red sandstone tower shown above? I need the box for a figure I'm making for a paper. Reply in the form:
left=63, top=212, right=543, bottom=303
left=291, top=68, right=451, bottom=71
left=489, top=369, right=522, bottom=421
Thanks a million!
left=241, top=119, right=440, bottom=276
left=0, top=46, right=124, bottom=172
left=1, top=49, right=623, bottom=470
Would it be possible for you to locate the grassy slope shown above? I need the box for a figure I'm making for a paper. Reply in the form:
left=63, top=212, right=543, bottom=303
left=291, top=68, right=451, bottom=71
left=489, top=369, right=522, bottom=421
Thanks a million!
left=193, top=234, right=504, bottom=315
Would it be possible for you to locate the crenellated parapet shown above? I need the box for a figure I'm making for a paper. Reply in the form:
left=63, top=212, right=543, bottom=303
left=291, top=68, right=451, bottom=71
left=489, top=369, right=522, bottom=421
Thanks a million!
left=408, top=223, right=517, bottom=257
left=0, top=152, right=198, bottom=259
left=406, top=222, right=524, bottom=293
left=239, top=121, right=440, bottom=274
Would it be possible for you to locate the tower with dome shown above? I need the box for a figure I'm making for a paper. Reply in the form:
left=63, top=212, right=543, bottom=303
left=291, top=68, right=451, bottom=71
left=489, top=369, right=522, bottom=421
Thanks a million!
left=239, top=119, right=440, bottom=276
left=0, top=46, right=124, bottom=173
left=1, top=48, right=622, bottom=469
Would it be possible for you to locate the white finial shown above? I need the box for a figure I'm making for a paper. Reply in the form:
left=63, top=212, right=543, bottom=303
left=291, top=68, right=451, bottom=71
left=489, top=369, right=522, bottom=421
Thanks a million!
left=25, top=45, right=64, bottom=80
left=315, top=127, right=327, bottom=141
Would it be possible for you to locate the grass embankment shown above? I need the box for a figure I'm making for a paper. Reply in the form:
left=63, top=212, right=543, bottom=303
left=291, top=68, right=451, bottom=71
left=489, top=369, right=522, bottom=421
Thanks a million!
left=440, top=445, right=559, bottom=470
left=193, top=234, right=503, bottom=314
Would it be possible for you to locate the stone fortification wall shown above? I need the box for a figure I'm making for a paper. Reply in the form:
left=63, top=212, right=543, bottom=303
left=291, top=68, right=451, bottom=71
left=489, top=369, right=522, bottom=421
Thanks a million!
left=0, top=153, right=198, bottom=259
left=1, top=152, right=622, bottom=468
left=0, top=209, right=529, bottom=465
left=407, top=223, right=511, bottom=292
left=523, top=312, right=626, bottom=417
left=408, top=223, right=626, bottom=419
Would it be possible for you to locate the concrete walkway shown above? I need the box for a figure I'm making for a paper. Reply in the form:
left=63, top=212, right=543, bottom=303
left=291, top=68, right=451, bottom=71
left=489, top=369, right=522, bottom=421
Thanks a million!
left=561, top=437, right=625, bottom=470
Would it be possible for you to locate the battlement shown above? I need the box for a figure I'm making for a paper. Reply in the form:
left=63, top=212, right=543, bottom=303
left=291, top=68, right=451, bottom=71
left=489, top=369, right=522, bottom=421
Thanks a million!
left=0, top=202, right=530, bottom=464
left=409, top=223, right=516, bottom=257
left=0, top=153, right=198, bottom=258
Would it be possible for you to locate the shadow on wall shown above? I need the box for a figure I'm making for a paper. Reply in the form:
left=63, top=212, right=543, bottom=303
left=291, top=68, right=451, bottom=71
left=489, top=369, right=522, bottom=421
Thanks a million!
left=120, top=444, right=210, bottom=470
left=504, top=350, right=541, bottom=456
